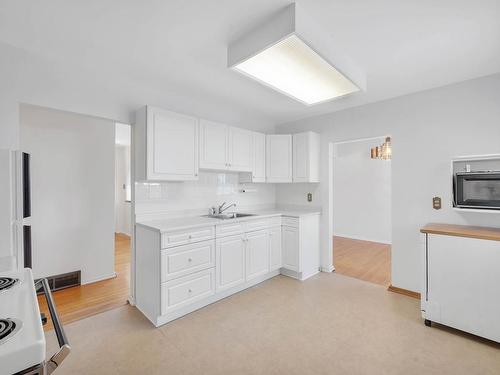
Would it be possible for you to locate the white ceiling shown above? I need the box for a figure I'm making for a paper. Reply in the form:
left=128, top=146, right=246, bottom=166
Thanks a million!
left=1, top=0, right=499, bottom=125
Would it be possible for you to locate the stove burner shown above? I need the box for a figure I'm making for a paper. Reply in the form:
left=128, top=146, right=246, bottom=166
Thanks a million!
left=0, top=318, right=22, bottom=345
left=0, top=277, right=19, bottom=293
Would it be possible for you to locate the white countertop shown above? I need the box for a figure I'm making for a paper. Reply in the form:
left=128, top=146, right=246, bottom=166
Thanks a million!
left=136, top=207, right=321, bottom=232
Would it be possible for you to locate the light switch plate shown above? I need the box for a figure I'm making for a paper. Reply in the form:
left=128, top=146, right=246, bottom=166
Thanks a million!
left=307, top=193, right=313, bottom=202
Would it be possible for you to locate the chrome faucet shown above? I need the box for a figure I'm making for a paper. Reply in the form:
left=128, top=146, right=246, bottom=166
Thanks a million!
left=218, top=202, right=236, bottom=214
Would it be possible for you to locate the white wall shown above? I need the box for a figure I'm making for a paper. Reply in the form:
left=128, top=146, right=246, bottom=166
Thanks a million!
left=135, top=172, right=276, bottom=221
left=20, top=104, right=115, bottom=284
left=0, top=42, right=275, bottom=152
left=115, top=145, right=131, bottom=236
left=276, top=73, right=500, bottom=292
left=333, top=138, right=391, bottom=244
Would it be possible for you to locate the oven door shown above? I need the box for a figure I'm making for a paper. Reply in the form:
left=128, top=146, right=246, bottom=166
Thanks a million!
left=455, top=173, right=500, bottom=209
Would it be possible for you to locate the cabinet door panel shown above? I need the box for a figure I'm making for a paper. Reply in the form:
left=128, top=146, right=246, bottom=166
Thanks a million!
left=147, top=107, right=199, bottom=180
left=266, top=135, right=292, bottom=182
left=269, top=227, right=282, bottom=271
left=252, top=132, right=266, bottom=182
left=427, top=235, right=500, bottom=341
left=246, top=230, right=270, bottom=280
left=200, top=120, right=228, bottom=170
left=216, top=235, right=246, bottom=292
left=228, top=127, right=253, bottom=172
left=282, top=226, right=299, bottom=271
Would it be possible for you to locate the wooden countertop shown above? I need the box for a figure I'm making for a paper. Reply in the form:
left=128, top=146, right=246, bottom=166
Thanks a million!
left=420, top=223, right=500, bottom=241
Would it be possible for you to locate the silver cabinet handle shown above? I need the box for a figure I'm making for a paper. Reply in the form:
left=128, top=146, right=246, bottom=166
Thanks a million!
left=36, top=279, right=71, bottom=375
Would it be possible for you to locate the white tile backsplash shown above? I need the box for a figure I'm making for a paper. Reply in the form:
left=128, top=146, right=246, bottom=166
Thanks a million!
left=135, top=171, right=276, bottom=219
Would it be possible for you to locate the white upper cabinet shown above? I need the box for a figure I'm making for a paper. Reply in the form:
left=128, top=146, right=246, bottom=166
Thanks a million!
left=228, top=127, right=253, bottom=172
left=266, top=135, right=292, bottom=182
left=200, top=119, right=253, bottom=172
left=239, top=131, right=266, bottom=183
left=252, top=132, right=266, bottom=182
left=199, top=119, right=228, bottom=170
left=293, top=131, right=320, bottom=183
left=135, top=106, right=199, bottom=181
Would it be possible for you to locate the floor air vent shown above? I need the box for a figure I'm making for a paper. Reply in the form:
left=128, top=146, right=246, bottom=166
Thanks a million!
left=36, top=270, right=81, bottom=293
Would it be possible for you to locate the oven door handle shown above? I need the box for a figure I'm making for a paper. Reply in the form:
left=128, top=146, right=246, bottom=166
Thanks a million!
left=36, top=278, right=71, bottom=374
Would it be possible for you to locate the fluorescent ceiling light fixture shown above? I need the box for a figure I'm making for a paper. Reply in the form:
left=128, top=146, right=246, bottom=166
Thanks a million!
left=233, top=34, right=359, bottom=105
left=228, top=3, right=366, bottom=105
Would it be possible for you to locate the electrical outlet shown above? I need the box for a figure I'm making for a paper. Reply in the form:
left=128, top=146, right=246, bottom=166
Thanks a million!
left=307, top=193, right=313, bottom=202
left=432, top=196, right=441, bottom=210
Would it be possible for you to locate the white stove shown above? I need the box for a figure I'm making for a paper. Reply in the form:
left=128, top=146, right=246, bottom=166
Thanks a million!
left=0, top=268, right=70, bottom=375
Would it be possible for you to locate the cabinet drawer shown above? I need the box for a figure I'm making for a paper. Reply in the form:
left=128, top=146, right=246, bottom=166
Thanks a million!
left=216, top=222, right=245, bottom=237
left=268, top=216, right=281, bottom=227
left=245, top=219, right=270, bottom=232
left=161, top=226, right=215, bottom=248
left=282, top=217, right=299, bottom=228
left=161, top=268, right=215, bottom=315
left=161, top=240, right=215, bottom=282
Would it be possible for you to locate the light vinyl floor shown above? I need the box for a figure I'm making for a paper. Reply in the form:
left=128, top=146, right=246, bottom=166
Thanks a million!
left=46, top=273, right=500, bottom=375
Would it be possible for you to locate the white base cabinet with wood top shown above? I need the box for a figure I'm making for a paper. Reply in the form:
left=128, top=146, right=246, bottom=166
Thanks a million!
left=420, top=223, right=500, bottom=343
left=135, top=212, right=320, bottom=327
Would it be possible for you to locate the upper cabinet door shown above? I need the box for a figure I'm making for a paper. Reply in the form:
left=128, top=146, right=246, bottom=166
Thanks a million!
left=199, top=119, right=228, bottom=170
left=293, top=132, right=320, bottom=183
left=252, top=132, right=266, bottom=182
left=140, top=106, right=199, bottom=181
left=266, top=135, right=292, bottom=183
left=227, top=127, right=253, bottom=172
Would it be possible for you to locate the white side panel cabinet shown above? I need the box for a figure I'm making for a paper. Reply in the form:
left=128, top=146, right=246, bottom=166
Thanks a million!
left=216, top=234, right=246, bottom=292
left=269, top=226, right=282, bottom=271
left=266, top=135, right=292, bottom=182
left=199, top=119, right=228, bottom=170
left=422, top=232, right=500, bottom=343
left=135, top=106, right=199, bottom=181
left=281, top=215, right=320, bottom=280
left=246, top=230, right=270, bottom=280
left=293, top=131, right=320, bottom=183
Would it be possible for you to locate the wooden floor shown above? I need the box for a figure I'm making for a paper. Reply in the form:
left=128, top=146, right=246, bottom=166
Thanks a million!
left=38, top=233, right=131, bottom=330
left=333, top=236, right=391, bottom=286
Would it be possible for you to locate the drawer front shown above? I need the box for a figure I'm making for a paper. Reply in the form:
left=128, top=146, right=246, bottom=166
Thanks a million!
left=161, top=240, right=215, bottom=282
left=244, top=218, right=270, bottom=232
left=268, top=216, right=281, bottom=227
left=282, top=216, right=299, bottom=228
left=216, top=222, right=245, bottom=237
left=161, top=226, right=215, bottom=248
left=161, top=268, right=215, bottom=315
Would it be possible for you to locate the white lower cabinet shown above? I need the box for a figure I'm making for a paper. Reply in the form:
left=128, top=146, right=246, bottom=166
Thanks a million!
left=161, top=268, right=215, bottom=315
left=269, top=226, right=282, bottom=271
left=135, top=213, right=319, bottom=327
left=282, top=226, right=299, bottom=271
left=281, top=215, right=320, bottom=280
left=246, top=230, right=270, bottom=281
left=216, top=234, right=246, bottom=292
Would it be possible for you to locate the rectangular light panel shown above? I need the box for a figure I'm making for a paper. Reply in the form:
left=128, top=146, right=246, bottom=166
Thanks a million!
left=232, top=34, right=360, bottom=105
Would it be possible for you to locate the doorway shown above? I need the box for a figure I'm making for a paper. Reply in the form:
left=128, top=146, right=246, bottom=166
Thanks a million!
left=332, top=137, right=392, bottom=286
left=19, top=104, right=132, bottom=328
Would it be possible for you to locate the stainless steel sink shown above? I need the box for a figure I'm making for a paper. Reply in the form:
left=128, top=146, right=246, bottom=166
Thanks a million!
left=202, top=213, right=256, bottom=220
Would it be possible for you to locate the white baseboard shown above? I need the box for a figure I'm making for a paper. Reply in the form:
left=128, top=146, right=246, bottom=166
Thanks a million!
left=333, top=233, right=392, bottom=245
left=82, top=272, right=116, bottom=285
left=320, top=265, right=335, bottom=273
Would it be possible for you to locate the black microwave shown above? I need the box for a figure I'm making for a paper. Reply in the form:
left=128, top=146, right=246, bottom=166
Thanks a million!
left=454, top=171, right=500, bottom=210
